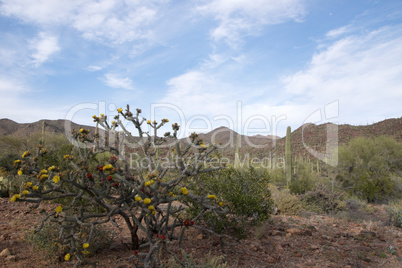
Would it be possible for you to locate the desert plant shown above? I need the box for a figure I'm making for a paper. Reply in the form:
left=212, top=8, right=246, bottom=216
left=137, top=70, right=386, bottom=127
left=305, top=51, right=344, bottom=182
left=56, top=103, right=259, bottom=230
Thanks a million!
left=267, top=167, right=286, bottom=187
left=337, top=136, right=402, bottom=202
left=285, top=126, right=292, bottom=186
left=268, top=184, right=303, bottom=215
left=10, top=105, right=226, bottom=267
left=166, top=250, right=230, bottom=267
left=184, top=167, right=273, bottom=236
left=301, top=184, right=345, bottom=214
left=289, top=160, right=318, bottom=194
left=387, top=200, right=402, bottom=228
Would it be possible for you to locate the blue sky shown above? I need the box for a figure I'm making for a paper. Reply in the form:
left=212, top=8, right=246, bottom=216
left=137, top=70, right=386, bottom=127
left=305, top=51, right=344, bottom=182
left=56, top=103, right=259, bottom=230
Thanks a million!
left=0, top=0, right=401, bottom=138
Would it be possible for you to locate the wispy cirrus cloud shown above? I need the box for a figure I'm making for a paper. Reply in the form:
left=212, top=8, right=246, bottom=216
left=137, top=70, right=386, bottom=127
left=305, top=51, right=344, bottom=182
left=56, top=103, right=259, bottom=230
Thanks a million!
left=29, top=32, right=60, bottom=67
left=0, top=0, right=165, bottom=45
left=325, top=25, right=353, bottom=39
left=100, top=73, right=135, bottom=90
left=160, top=24, right=402, bottom=136
left=196, top=0, right=305, bottom=47
left=281, top=25, right=402, bottom=124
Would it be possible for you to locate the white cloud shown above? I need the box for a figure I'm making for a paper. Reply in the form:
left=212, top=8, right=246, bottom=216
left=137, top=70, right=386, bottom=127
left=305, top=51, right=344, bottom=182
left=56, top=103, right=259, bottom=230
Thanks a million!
left=101, top=73, right=135, bottom=90
left=325, top=25, right=353, bottom=39
left=72, top=3, right=157, bottom=44
left=160, top=25, right=402, bottom=137
left=29, top=32, right=60, bottom=67
left=0, top=0, right=164, bottom=45
left=0, top=76, right=27, bottom=93
left=282, top=25, right=402, bottom=124
left=162, top=71, right=231, bottom=114
left=0, top=0, right=79, bottom=24
left=196, top=0, right=305, bottom=47
left=87, top=65, right=103, bottom=71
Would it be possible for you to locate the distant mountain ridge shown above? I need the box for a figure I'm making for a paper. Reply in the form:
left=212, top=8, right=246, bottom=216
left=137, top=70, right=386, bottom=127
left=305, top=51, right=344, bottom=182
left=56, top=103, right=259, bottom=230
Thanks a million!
left=0, top=118, right=93, bottom=137
left=1, top=117, right=401, bottom=159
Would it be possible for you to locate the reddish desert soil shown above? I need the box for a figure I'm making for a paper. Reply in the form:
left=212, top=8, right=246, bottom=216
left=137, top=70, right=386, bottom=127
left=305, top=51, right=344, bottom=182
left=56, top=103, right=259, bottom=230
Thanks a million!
left=0, top=198, right=401, bottom=267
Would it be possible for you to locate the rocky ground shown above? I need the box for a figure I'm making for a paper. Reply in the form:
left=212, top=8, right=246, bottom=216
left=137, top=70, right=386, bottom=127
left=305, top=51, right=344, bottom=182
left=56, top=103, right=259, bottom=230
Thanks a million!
left=0, top=198, right=401, bottom=267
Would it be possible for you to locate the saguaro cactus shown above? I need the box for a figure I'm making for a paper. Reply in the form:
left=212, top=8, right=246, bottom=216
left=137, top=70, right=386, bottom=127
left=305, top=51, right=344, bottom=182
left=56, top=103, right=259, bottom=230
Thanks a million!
left=41, top=120, right=46, bottom=146
left=285, top=126, right=292, bottom=186
left=234, top=134, right=241, bottom=169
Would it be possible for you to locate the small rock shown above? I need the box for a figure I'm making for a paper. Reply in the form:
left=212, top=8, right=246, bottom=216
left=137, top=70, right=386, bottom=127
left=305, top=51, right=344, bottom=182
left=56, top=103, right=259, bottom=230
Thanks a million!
left=0, top=248, right=11, bottom=257
left=322, top=235, right=331, bottom=240
left=5, top=255, right=16, bottom=261
left=287, top=228, right=303, bottom=235
left=271, top=230, right=284, bottom=236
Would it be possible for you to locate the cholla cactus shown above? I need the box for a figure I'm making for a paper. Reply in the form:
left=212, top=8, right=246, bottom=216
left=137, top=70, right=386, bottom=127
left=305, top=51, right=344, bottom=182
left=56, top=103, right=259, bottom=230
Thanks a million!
left=11, top=105, right=226, bottom=267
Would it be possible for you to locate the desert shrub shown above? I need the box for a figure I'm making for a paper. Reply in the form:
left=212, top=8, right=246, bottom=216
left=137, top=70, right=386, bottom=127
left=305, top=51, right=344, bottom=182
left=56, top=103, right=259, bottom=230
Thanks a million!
left=25, top=222, right=61, bottom=260
left=268, top=184, right=303, bottom=215
left=337, top=136, right=402, bottom=203
left=333, top=195, right=381, bottom=222
left=25, top=221, right=112, bottom=261
left=300, top=184, right=345, bottom=214
left=0, top=170, right=10, bottom=197
left=166, top=251, right=230, bottom=268
left=0, top=135, right=28, bottom=159
left=289, top=161, right=318, bottom=195
left=387, top=200, right=402, bottom=228
left=268, top=167, right=286, bottom=187
left=184, top=167, right=273, bottom=235
left=0, top=153, right=20, bottom=172
left=10, top=106, right=226, bottom=267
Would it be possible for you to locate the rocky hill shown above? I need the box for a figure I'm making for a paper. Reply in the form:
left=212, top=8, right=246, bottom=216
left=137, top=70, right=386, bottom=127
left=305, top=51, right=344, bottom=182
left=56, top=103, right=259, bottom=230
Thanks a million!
left=0, top=119, right=94, bottom=138
left=1, top=117, right=401, bottom=160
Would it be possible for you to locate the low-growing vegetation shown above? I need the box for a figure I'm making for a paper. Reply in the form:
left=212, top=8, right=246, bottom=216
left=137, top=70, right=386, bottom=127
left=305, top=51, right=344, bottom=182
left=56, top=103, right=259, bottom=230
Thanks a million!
left=0, top=114, right=401, bottom=267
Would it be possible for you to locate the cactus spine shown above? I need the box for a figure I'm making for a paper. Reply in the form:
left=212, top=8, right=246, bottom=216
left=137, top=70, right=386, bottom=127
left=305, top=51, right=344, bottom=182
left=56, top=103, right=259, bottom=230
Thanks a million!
left=285, top=126, right=292, bottom=186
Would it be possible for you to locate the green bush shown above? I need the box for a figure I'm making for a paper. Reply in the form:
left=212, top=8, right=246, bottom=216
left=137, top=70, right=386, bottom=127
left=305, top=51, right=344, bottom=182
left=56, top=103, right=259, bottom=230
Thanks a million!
left=388, top=200, right=402, bottom=228
left=268, top=168, right=286, bottom=187
left=185, top=167, right=273, bottom=235
left=268, top=184, right=303, bottom=215
left=25, top=221, right=112, bottom=261
left=289, top=161, right=318, bottom=195
left=337, top=136, right=402, bottom=203
left=25, top=222, right=61, bottom=260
